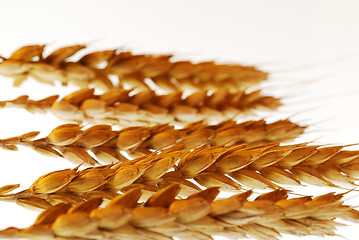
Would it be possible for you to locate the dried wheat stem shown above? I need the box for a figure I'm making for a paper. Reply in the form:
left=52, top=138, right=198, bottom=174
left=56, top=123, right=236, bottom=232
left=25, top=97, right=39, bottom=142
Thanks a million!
left=2, top=143, right=359, bottom=209
left=0, top=44, right=268, bottom=91
left=0, top=119, right=305, bottom=165
left=0, top=185, right=358, bottom=240
left=0, top=88, right=281, bottom=125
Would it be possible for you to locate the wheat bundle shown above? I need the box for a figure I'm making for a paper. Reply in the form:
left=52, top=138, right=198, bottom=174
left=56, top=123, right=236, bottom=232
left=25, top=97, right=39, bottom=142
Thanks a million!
left=0, top=45, right=267, bottom=91
left=0, top=119, right=305, bottom=164
left=1, top=43, right=358, bottom=240
left=0, top=88, right=281, bottom=125
left=0, top=185, right=358, bottom=240
left=1, top=142, right=359, bottom=209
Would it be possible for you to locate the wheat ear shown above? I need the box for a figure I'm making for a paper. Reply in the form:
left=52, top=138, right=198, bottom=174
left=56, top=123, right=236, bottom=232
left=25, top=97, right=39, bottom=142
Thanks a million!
left=0, top=88, right=281, bottom=126
left=0, top=185, right=358, bottom=240
left=0, top=119, right=305, bottom=165
left=0, top=44, right=267, bottom=91
left=2, top=143, right=359, bottom=209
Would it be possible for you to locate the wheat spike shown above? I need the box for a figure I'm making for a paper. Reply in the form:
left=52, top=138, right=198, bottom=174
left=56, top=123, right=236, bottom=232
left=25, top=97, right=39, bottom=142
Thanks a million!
left=2, top=143, right=359, bottom=209
left=0, top=185, right=358, bottom=240
left=0, top=119, right=305, bottom=165
left=0, top=88, right=281, bottom=125
left=0, top=44, right=267, bottom=91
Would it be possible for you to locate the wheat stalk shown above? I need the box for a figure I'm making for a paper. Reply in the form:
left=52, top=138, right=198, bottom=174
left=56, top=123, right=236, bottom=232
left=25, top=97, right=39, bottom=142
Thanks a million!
left=0, top=119, right=305, bottom=165
left=0, top=44, right=268, bottom=91
left=0, top=184, right=358, bottom=240
left=1, top=142, right=359, bottom=209
left=0, top=88, right=281, bottom=126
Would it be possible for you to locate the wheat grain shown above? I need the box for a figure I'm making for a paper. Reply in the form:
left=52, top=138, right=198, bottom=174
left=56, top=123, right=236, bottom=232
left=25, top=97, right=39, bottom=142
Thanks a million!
left=0, top=88, right=281, bottom=126
left=0, top=185, right=358, bottom=240
left=0, top=44, right=268, bottom=91
left=1, top=143, right=359, bottom=209
left=0, top=119, right=305, bottom=165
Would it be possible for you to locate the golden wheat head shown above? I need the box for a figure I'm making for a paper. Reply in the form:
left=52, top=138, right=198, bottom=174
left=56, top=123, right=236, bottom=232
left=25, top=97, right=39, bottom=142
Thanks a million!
left=0, top=88, right=281, bottom=126
left=1, top=142, right=359, bottom=210
left=0, top=44, right=268, bottom=91
left=0, top=119, right=305, bottom=165
left=0, top=185, right=358, bottom=240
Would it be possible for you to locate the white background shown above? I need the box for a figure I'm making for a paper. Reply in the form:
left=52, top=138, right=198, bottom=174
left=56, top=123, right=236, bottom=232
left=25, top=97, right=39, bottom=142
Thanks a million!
left=0, top=1, right=359, bottom=239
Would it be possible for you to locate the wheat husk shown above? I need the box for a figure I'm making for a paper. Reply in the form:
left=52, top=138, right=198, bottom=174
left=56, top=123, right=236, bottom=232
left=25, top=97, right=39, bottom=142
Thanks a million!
left=0, top=185, right=358, bottom=240
left=0, top=88, right=281, bottom=125
left=2, top=143, right=359, bottom=208
left=0, top=119, right=305, bottom=165
left=0, top=44, right=268, bottom=91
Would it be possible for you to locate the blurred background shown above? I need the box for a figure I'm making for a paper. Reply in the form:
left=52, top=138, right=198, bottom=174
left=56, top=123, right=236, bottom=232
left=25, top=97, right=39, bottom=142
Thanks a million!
left=0, top=1, right=358, bottom=239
